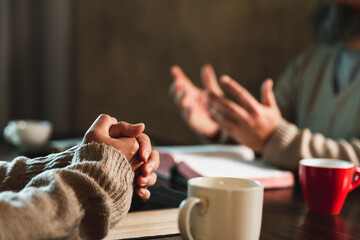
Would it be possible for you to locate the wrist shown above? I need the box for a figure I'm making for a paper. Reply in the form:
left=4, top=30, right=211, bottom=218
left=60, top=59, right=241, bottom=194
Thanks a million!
left=198, top=129, right=228, bottom=144
left=258, top=118, right=283, bottom=153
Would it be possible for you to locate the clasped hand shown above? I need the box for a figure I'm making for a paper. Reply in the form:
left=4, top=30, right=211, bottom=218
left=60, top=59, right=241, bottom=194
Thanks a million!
left=82, top=114, right=159, bottom=201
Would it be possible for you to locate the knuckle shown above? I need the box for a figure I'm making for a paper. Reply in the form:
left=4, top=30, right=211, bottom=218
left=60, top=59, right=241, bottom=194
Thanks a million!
left=136, top=133, right=145, bottom=143
left=253, top=108, right=262, bottom=117
left=152, top=173, right=158, bottom=184
left=142, top=192, right=150, bottom=200
left=152, top=150, right=160, bottom=163
left=130, top=138, right=139, bottom=151
left=142, top=133, right=150, bottom=143
left=99, top=113, right=111, bottom=120
left=118, top=121, right=128, bottom=129
left=111, top=117, right=118, bottom=122
left=246, top=119, right=257, bottom=129
left=152, top=149, right=159, bottom=157
left=84, top=129, right=100, bottom=143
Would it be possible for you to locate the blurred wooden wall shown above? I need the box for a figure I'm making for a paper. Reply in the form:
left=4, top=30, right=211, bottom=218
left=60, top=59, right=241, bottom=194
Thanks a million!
left=73, top=0, right=317, bottom=144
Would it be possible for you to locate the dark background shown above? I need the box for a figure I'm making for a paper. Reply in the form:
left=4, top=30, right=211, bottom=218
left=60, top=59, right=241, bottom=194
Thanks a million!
left=0, top=0, right=317, bottom=144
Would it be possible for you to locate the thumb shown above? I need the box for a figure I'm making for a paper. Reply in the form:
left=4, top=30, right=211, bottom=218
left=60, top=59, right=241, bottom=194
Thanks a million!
left=109, top=121, right=145, bottom=138
left=261, top=79, right=277, bottom=107
left=170, top=65, right=193, bottom=87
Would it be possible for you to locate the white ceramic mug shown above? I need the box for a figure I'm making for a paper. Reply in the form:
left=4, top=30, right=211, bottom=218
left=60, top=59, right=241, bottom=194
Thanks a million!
left=178, top=177, right=264, bottom=240
left=3, top=120, right=52, bottom=148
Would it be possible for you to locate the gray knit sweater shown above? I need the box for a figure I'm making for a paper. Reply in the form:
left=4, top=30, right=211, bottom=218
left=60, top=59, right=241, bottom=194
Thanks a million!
left=0, top=143, right=134, bottom=239
left=264, top=44, right=360, bottom=171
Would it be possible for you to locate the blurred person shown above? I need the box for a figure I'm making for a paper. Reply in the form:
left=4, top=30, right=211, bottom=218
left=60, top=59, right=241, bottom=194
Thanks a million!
left=170, top=1, right=360, bottom=171
left=0, top=114, right=159, bottom=239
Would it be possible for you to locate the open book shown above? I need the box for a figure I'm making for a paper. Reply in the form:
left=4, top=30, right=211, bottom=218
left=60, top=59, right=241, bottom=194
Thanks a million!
left=155, top=144, right=294, bottom=189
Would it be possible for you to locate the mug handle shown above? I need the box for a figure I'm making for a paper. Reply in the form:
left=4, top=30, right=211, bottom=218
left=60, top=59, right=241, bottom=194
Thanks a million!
left=349, top=167, right=360, bottom=192
left=3, top=123, right=20, bottom=146
left=178, top=197, right=206, bottom=240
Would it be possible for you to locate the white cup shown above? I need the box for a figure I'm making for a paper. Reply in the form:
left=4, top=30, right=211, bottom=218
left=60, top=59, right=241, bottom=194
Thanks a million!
left=178, top=177, right=264, bottom=240
left=3, top=120, right=52, bottom=148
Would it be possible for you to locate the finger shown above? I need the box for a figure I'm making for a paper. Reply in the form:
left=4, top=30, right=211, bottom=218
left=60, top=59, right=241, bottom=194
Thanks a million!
left=147, top=172, right=157, bottom=187
left=180, top=108, right=191, bottom=121
left=207, top=92, right=250, bottom=124
left=220, top=75, right=260, bottom=112
left=211, top=105, right=240, bottom=131
left=136, top=187, right=151, bottom=201
left=217, top=116, right=246, bottom=145
left=130, top=158, right=144, bottom=172
left=171, top=65, right=190, bottom=81
left=171, top=65, right=197, bottom=88
left=141, top=150, right=160, bottom=176
left=137, top=172, right=157, bottom=187
left=201, top=64, right=223, bottom=96
left=178, top=90, right=195, bottom=109
left=111, top=116, right=118, bottom=122
left=220, top=115, right=239, bottom=133
left=109, top=121, right=145, bottom=138
left=114, top=137, right=141, bottom=168
left=91, top=114, right=118, bottom=132
left=170, top=77, right=193, bottom=110
left=174, top=89, right=186, bottom=108
left=174, top=85, right=197, bottom=110
left=136, top=133, right=152, bottom=162
left=209, top=107, right=249, bottom=146
left=261, top=78, right=277, bottom=107
left=169, top=78, right=185, bottom=97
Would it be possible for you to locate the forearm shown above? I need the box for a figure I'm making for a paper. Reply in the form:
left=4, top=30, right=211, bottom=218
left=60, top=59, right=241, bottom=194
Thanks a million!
left=264, top=120, right=360, bottom=171
left=0, top=170, right=102, bottom=240
left=0, top=146, right=79, bottom=192
left=0, top=143, right=134, bottom=240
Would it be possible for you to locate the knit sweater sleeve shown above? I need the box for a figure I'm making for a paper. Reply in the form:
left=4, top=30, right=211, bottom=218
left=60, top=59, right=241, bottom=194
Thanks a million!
left=264, top=119, right=360, bottom=171
left=0, top=143, right=134, bottom=240
left=0, top=145, right=79, bottom=192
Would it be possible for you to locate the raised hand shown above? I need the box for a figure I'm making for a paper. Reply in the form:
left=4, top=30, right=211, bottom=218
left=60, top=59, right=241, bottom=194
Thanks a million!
left=169, top=64, right=223, bottom=140
left=207, top=76, right=282, bottom=152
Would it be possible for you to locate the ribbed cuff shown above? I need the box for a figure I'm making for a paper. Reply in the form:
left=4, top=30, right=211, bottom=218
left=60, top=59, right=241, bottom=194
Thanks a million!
left=263, top=119, right=300, bottom=169
left=73, top=143, right=134, bottom=227
left=73, top=143, right=134, bottom=183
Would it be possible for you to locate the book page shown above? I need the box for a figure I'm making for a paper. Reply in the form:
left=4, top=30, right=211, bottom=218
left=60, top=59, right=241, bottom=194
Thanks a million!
left=156, top=144, right=255, bottom=161
left=105, top=209, right=179, bottom=240
left=172, top=153, right=287, bottom=178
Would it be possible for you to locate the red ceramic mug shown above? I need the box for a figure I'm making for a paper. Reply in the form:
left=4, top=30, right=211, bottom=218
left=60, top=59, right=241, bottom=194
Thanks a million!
left=299, top=159, right=360, bottom=214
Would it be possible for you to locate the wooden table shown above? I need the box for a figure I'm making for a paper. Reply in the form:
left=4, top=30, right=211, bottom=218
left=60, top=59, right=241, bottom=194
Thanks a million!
left=153, top=178, right=360, bottom=240
left=1, top=141, right=359, bottom=240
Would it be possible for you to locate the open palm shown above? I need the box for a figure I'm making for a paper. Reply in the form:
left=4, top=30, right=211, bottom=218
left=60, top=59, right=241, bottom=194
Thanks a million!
left=170, top=65, right=223, bottom=139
